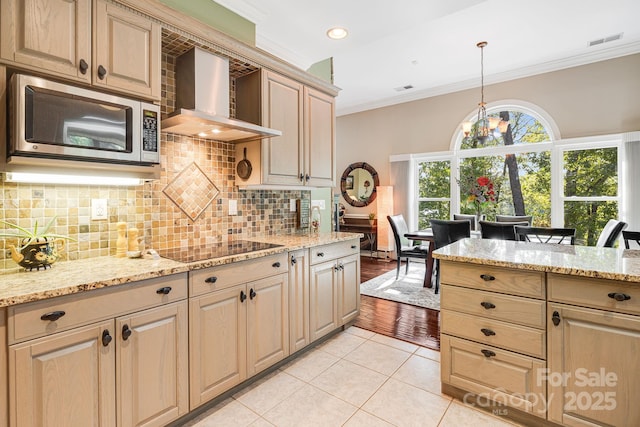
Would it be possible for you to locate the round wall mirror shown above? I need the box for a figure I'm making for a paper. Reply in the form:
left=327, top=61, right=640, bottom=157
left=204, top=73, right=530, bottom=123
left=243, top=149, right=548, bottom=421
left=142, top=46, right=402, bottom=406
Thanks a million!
left=340, top=162, right=379, bottom=207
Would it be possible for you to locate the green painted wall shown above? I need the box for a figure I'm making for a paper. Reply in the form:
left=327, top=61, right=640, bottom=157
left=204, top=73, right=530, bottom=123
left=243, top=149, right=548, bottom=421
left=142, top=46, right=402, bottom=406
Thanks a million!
left=159, top=0, right=255, bottom=45
left=310, top=188, right=333, bottom=232
left=307, top=57, right=333, bottom=84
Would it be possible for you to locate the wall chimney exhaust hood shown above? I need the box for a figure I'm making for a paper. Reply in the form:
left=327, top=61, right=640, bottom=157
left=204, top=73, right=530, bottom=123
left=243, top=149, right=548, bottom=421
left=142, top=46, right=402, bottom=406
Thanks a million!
left=162, top=48, right=281, bottom=141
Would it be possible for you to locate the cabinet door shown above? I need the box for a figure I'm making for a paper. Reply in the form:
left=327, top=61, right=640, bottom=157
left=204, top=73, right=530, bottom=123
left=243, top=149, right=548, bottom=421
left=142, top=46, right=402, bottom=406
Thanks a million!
left=261, top=71, right=304, bottom=185
left=304, top=87, right=335, bottom=187
left=247, top=274, right=289, bottom=376
left=0, top=0, right=92, bottom=82
left=309, top=260, right=339, bottom=342
left=289, top=250, right=310, bottom=353
left=338, top=253, right=360, bottom=325
left=9, top=320, right=116, bottom=427
left=116, top=302, right=188, bottom=427
left=189, top=285, right=247, bottom=409
left=548, top=303, right=640, bottom=426
left=0, top=308, right=7, bottom=427
left=93, top=0, right=161, bottom=99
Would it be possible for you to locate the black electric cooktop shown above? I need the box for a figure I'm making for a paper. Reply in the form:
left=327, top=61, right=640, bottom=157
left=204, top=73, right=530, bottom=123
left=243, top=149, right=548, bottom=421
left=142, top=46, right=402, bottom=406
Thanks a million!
left=159, top=240, right=283, bottom=263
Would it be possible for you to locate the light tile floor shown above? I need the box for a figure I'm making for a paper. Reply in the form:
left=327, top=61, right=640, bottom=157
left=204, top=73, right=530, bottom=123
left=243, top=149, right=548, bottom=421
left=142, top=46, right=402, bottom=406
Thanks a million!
left=183, top=327, right=522, bottom=427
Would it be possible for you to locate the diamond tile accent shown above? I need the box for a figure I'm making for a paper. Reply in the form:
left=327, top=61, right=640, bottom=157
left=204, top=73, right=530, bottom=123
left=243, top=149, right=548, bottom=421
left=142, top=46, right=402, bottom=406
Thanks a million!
left=163, top=162, right=219, bottom=221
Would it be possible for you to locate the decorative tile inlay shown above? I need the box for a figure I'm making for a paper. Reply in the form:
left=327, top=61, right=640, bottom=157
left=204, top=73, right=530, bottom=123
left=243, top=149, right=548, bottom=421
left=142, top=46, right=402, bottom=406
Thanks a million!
left=163, top=162, right=219, bottom=221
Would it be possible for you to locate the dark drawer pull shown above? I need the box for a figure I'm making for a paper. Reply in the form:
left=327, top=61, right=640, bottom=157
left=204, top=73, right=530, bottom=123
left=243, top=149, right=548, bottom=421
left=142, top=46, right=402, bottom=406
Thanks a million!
left=608, top=292, right=631, bottom=302
left=156, top=286, right=172, bottom=295
left=79, top=58, right=89, bottom=74
left=97, top=64, right=107, bottom=79
left=291, top=255, right=297, bottom=265
left=205, top=276, right=217, bottom=283
left=102, top=329, right=112, bottom=347
left=250, top=288, right=257, bottom=299
left=480, top=302, right=496, bottom=310
left=480, top=274, right=495, bottom=281
left=272, top=262, right=281, bottom=268
left=41, top=311, right=66, bottom=322
left=240, top=290, right=247, bottom=303
left=122, top=324, right=132, bottom=341
left=351, top=245, right=357, bottom=249
left=552, top=311, right=561, bottom=326
left=481, top=349, right=496, bottom=358
left=480, top=328, right=496, bottom=337
left=317, top=252, right=324, bottom=257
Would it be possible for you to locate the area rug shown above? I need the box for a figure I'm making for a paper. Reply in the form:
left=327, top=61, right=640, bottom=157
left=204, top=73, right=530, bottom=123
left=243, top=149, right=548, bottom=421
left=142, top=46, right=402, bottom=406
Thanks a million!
left=360, top=262, right=440, bottom=310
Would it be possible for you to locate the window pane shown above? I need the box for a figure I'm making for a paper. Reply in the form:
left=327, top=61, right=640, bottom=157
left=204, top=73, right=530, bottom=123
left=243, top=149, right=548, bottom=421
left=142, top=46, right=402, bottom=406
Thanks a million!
left=418, top=161, right=450, bottom=198
left=418, top=201, right=450, bottom=229
left=460, top=111, right=549, bottom=150
left=564, top=201, right=618, bottom=246
left=459, top=151, right=551, bottom=225
left=564, top=148, right=617, bottom=197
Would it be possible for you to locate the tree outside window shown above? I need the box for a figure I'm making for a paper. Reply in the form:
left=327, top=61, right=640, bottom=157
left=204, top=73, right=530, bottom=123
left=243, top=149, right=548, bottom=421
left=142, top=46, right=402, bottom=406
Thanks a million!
left=417, top=160, right=450, bottom=229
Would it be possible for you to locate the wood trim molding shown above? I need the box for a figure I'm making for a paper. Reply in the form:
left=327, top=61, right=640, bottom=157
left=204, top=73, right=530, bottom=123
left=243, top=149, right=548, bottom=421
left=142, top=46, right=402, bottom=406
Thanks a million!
left=115, top=0, right=340, bottom=96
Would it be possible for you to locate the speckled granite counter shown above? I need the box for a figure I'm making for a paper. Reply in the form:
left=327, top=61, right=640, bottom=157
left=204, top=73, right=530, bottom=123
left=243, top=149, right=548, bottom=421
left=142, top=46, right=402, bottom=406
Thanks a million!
left=0, top=232, right=362, bottom=307
left=433, top=238, right=640, bottom=282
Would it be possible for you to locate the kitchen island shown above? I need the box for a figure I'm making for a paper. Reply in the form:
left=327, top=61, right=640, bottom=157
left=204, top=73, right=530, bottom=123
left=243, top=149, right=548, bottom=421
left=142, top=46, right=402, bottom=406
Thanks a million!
left=433, top=238, right=640, bottom=427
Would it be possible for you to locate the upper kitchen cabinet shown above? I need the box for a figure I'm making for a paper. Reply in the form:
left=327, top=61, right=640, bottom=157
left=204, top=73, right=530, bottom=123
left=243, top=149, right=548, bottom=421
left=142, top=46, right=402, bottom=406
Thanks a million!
left=0, top=0, right=161, bottom=100
left=236, top=69, right=335, bottom=187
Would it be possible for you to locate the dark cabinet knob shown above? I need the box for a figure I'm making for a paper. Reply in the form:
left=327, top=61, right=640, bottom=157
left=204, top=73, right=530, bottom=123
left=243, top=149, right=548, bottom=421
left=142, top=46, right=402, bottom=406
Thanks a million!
left=97, top=65, right=107, bottom=79
left=41, top=310, right=66, bottom=322
left=122, top=324, right=132, bottom=341
left=102, top=329, right=113, bottom=347
left=480, top=302, right=496, bottom=310
left=480, top=274, right=495, bottom=281
left=305, top=174, right=310, bottom=182
left=156, top=286, right=172, bottom=295
left=481, top=349, right=496, bottom=358
left=272, top=262, right=281, bottom=268
left=291, top=255, right=297, bottom=265
left=552, top=311, right=561, bottom=326
left=299, top=173, right=304, bottom=182
left=317, top=252, right=324, bottom=257
left=351, top=245, right=357, bottom=249
left=250, top=288, right=257, bottom=299
left=608, top=292, right=631, bottom=302
left=205, top=276, right=217, bottom=283
left=240, top=290, right=247, bottom=302
left=480, top=328, right=496, bottom=337
left=79, top=59, right=89, bottom=74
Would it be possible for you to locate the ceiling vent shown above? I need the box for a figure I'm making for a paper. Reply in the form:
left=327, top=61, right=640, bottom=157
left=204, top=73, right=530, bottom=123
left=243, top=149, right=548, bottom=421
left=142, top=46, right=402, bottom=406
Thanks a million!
left=394, top=85, right=414, bottom=92
left=588, top=33, right=623, bottom=47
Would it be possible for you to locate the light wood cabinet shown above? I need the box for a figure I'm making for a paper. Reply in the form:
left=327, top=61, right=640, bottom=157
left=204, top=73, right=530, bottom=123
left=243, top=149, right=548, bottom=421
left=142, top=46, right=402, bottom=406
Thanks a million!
left=288, top=249, right=310, bottom=353
left=0, top=308, right=8, bottom=427
left=235, top=69, right=335, bottom=187
left=547, top=274, right=640, bottom=426
left=309, top=258, right=339, bottom=342
left=0, top=0, right=161, bottom=100
left=188, top=258, right=289, bottom=409
left=8, top=274, right=188, bottom=427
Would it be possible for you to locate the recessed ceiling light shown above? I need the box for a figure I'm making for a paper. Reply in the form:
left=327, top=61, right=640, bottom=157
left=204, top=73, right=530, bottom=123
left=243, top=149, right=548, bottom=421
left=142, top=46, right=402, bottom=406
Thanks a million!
left=326, top=27, right=348, bottom=40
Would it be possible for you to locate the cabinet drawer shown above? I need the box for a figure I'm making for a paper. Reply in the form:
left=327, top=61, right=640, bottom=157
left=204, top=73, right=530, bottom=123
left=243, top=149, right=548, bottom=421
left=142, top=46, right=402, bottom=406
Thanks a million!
left=441, top=284, right=545, bottom=328
left=440, top=261, right=545, bottom=299
left=8, top=273, right=187, bottom=344
left=548, top=273, right=640, bottom=316
left=189, top=253, right=288, bottom=296
left=441, top=334, right=546, bottom=416
left=441, top=310, right=545, bottom=358
left=310, top=240, right=359, bottom=265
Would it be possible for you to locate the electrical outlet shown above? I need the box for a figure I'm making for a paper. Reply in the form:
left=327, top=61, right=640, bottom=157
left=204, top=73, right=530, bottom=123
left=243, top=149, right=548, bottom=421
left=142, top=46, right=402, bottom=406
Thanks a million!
left=91, top=199, right=108, bottom=220
left=290, top=199, right=296, bottom=212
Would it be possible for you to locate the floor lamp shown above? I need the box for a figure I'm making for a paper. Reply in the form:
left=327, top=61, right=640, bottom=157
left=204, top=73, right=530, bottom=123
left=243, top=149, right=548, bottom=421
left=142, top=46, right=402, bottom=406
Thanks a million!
left=376, top=186, right=393, bottom=258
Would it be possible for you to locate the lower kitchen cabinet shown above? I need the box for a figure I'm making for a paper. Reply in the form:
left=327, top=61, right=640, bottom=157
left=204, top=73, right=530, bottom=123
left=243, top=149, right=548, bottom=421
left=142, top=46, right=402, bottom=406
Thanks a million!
left=189, top=269, right=289, bottom=409
left=1, top=308, right=7, bottom=427
left=309, top=259, right=339, bottom=342
left=7, top=274, right=189, bottom=427
left=338, top=253, right=360, bottom=325
left=288, top=249, right=310, bottom=353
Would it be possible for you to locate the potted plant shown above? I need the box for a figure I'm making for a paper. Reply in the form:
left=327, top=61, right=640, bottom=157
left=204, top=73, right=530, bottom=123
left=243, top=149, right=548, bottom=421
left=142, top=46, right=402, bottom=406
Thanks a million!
left=368, top=212, right=376, bottom=226
left=0, top=217, right=75, bottom=270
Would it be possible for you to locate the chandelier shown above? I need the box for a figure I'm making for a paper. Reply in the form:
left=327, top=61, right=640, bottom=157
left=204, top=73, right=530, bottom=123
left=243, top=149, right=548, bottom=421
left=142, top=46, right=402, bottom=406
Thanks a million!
left=461, top=41, right=508, bottom=144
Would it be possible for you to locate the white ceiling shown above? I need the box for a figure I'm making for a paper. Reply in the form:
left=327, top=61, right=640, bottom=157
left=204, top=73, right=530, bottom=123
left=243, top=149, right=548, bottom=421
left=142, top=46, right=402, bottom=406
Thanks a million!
left=214, top=0, right=640, bottom=116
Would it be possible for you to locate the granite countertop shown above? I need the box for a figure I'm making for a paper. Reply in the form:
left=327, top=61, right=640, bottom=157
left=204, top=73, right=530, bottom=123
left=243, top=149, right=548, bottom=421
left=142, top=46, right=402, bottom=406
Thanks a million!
left=0, top=232, right=362, bottom=308
left=433, top=238, right=640, bottom=283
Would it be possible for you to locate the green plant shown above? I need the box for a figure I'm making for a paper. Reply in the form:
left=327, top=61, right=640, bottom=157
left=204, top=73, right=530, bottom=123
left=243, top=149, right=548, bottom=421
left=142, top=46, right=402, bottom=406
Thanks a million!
left=0, top=217, right=75, bottom=250
left=368, top=212, right=376, bottom=220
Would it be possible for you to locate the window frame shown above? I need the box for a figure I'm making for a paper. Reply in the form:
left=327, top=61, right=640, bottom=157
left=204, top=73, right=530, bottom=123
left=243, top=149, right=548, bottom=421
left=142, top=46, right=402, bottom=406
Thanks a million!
left=414, top=153, right=454, bottom=226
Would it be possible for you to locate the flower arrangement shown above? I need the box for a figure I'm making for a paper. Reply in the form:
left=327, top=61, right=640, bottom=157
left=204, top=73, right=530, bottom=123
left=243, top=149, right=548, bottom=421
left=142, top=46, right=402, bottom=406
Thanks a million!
left=458, top=175, right=498, bottom=215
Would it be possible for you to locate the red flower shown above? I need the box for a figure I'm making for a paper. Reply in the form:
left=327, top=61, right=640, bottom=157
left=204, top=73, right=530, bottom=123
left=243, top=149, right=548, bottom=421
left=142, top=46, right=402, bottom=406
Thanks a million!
left=476, top=176, right=490, bottom=186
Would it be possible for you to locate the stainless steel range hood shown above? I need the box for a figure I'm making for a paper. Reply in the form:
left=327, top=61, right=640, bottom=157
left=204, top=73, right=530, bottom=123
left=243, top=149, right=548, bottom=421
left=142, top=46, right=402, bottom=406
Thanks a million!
left=161, top=48, right=281, bottom=142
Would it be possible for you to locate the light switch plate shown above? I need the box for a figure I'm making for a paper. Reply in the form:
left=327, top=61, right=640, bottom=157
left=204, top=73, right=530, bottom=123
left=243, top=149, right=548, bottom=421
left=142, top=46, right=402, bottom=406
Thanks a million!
left=91, top=199, right=107, bottom=220
left=290, top=199, right=297, bottom=212
left=311, top=200, right=326, bottom=210
left=229, top=199, right=238, bottom=215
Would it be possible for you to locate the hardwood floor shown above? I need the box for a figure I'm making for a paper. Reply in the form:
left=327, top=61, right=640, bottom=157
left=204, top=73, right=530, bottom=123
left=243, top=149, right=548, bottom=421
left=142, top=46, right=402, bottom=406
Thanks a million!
left=354, top=256, right=440, bottom=351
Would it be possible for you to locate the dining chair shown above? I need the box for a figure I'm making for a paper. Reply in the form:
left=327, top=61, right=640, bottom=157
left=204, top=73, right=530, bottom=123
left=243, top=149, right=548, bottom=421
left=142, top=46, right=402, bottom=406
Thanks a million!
left=495, top=215, right=533, bottom=226
left=453, top=213, right=485, bottom=231
left=387, top=214, right=430, bottom=280
left=622, top=230, right=640, bottom=249
left=479, top=220, right=529, bottom=241
left=514, top=226, right=576, bottom=244
left=429, top=219, right=471, bottom=293
left=595, top=219, right=628, bottom=247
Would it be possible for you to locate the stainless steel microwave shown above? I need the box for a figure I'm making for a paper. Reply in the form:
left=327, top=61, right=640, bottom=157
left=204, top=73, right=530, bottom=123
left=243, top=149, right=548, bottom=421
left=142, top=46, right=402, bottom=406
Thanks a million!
left=9, top=74, right=160, bottom=166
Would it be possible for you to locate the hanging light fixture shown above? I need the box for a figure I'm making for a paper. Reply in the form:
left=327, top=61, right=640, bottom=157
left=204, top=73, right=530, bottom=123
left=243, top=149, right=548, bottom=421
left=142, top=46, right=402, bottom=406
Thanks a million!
left=461, top=41, right=506, bottom=144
